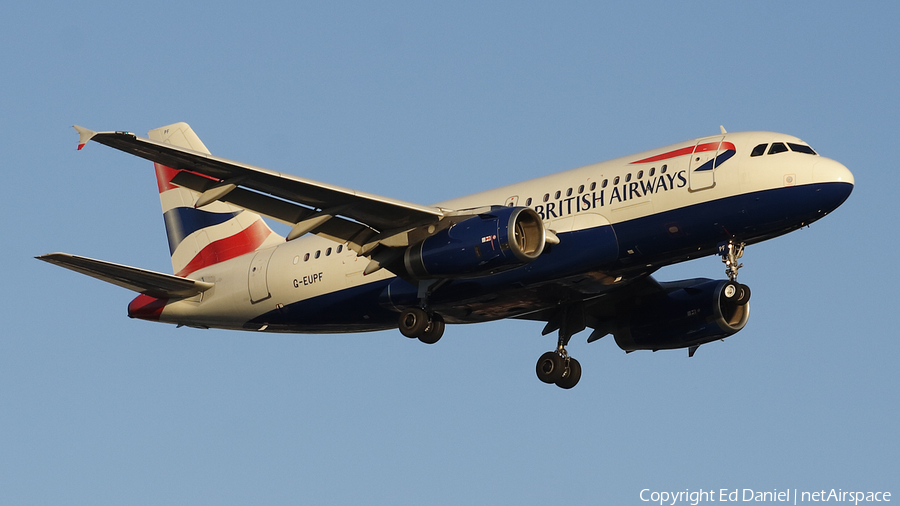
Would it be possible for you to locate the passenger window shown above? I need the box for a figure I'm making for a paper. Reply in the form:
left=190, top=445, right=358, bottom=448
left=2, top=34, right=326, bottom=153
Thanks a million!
left=637, top=170, right=644, bottom=179
left=601, top=179, right=607, bottom=188
left=525, top=197, right=532, bottom=206
left=788, top=143, right=817, bottom=155
left=577, top=185, right=584, bottom=194
left=304, top=253, right=310, bottom=262
left=625, top=173, right=632, bottom=182
left=661, top=165, right=668, bottom=174
left=591, top=182, right=597, bottom=191
left=337, top=245, right=343, bottom=253
left=326, top=247, right=332, bottom=256
left=554, top=190, right=561, bottom=199
left=649, top=167, right=656, bottom=177
left=751, top=143, right=768, bottom=157
left=543, top=193, right=549, bottom=203
left=768, top=142, right=788, bottom=155
left=566, top=188, right=573, bottom=197
left=613, top=176, right=620, bottom=185
left=315, top=250, right=321, bottom=259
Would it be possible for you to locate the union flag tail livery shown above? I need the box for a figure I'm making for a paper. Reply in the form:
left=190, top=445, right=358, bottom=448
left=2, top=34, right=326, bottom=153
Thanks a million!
left=40, top=123, right=854, bottom=389
left=148, top=123, right=283, bottom=277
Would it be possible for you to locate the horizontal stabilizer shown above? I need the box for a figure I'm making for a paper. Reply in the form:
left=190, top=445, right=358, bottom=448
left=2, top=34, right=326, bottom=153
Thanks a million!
left=37, top=252, right=214, bottom=299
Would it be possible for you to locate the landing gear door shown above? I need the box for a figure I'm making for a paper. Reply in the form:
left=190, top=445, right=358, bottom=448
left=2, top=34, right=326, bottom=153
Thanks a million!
left=689, top=136, right=724, bottom=191
left=248, top=247, right=276, bottom=303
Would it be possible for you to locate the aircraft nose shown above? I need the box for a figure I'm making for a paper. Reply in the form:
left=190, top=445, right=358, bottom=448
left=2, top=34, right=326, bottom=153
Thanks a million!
left=811, top=157, right=854, bottom=214
left=813, top=157, right=854, bottom=186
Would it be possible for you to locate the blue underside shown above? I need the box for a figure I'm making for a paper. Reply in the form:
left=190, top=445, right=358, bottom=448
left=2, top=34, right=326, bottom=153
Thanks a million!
left=246, top=182, right=852, bottom=332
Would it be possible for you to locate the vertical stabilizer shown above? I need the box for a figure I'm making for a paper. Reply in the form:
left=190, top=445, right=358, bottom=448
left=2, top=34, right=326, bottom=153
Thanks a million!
left=148, top=123, right=284, bottom=277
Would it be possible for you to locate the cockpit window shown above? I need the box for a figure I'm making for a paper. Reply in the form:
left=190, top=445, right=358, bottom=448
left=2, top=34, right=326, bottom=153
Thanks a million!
left=751, top=143, right=768, bottom=157
left=768, top=142, right=789, bottom=155
left=788, top=143, right=817, bottom=155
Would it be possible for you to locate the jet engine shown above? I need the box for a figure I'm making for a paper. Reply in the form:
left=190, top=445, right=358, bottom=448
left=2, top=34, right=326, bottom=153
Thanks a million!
left=613, top=279, right=750, bottom=352
left=404, top=206, right=546, bottom=278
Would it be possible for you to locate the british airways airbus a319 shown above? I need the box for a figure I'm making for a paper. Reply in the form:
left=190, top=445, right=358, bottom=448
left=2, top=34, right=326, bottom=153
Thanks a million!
left=39, top=123, right=853, bottom=388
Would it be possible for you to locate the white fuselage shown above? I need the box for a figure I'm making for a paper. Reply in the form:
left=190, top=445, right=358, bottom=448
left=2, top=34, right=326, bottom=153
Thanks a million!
left=153, top=131, right=853, bottom=332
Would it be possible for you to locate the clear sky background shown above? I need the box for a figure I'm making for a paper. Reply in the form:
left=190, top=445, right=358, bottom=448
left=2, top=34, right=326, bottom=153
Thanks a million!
left=2, top=1, right=897, bottom=504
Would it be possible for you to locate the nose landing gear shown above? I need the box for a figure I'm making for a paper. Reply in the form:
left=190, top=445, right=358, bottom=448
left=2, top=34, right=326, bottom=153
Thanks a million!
left=719, top=240, right=752, bottom=305
left=720, top=240, right=744, bottom=282
left=719, top=239, right=752, bottom=304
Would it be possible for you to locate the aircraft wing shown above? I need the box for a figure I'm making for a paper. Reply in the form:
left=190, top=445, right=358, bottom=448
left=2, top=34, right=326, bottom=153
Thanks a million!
left=511, top=274, right=665, bottom=342
left=37, top=253, right=214, bottom=299
left=74, top=126, right=445, bottom=245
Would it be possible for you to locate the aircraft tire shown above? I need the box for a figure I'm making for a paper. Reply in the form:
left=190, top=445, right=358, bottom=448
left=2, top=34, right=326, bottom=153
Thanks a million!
left=399, top=307, right=430, bottom=338
left=418, top=313, right=444, bottom=344
left=556, top=357, right=582, bottom=389
left=737, top=284, right=751, bottom=305
left=536, top=351, right=566, bottom=384
left=722, top=281, right=741, bottom=302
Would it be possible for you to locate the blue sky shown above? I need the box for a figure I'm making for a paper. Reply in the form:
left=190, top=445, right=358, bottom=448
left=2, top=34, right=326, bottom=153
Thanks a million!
left=2, top=1, right=897, bottom=504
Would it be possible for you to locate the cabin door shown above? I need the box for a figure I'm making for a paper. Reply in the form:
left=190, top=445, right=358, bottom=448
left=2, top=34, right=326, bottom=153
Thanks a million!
left=248, top=247, right=276, bottom=303
left=688, top=136, right=724, bottom=191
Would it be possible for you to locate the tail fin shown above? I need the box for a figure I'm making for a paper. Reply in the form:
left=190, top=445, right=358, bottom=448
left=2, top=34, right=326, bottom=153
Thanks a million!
left=148, top=123, right=283, bottom=277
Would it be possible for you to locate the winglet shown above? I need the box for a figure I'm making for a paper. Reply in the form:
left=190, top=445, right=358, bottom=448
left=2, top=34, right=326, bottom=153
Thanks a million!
left=73, top=125, right=96, bottom=150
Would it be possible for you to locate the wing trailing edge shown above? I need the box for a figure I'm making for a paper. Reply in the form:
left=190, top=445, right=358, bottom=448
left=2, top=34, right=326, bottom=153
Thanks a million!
left=37, top=253, right=214, bottom=299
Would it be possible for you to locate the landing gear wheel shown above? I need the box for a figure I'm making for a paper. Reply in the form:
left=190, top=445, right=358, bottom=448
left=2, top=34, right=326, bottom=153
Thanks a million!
left=399, top=308, right=429, bottom=338
left=722, top=281, right=742, bottom=302
left=536, top=351, right=566, bottom=384
left=418, top=313, right=444, bottom=344
left=719, top=240, right=751, bottom=307
left=737, top=284, right=751, bottom=305
left=556, top=357, right=582, bottom=389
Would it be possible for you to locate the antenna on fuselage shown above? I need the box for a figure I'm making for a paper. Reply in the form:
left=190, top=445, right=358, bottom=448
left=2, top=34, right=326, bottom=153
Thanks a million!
left=720, top=125, right=727, bottom=134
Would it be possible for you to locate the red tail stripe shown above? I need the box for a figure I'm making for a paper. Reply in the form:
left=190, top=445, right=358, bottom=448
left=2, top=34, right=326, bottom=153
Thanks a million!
left=155, top=163, right=219, bottom=194
left=175, top=219, right=274, bottom=277
left=128, top=294, right=168, bottom=321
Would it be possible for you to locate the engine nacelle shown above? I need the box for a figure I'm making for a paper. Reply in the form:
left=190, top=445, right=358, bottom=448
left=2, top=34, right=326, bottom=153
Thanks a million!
left=613, top=279, right=750, bottom=352
left=404, top=206, right=546, bottom=278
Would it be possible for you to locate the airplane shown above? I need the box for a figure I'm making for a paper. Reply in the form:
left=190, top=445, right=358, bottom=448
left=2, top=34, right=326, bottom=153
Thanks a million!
left=38, top=123, right=854, bottom=389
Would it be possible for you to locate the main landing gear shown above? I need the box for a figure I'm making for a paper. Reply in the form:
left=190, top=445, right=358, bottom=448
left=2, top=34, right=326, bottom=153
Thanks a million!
left=398, top=307, right=445, bottom=344
left=719, top=239, right=751, bottom=305
left=535, top=301, right=584, bottom=389
left=536, top=346, right=582, bottom=389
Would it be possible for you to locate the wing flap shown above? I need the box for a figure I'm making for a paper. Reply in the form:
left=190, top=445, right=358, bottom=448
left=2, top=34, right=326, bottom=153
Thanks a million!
left=37, top=253, right=214, bottom=299
left=169, top=170, right=376, bottom=246
left=170, top=170, right=311, bottom=224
